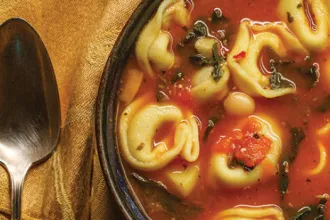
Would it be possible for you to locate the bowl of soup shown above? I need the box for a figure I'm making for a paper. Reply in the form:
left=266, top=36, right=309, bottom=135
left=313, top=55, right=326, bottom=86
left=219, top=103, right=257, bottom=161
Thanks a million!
left=95, top=0, right=330, bottom=219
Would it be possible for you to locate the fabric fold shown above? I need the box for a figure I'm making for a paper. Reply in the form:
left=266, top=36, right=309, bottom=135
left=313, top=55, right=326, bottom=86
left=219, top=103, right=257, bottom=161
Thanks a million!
left=0, top=0, right=141, bottom=219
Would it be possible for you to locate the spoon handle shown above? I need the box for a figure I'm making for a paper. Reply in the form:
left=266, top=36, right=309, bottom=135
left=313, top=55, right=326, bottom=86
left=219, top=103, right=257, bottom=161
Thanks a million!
left=8, top=165, right=29, bottom=220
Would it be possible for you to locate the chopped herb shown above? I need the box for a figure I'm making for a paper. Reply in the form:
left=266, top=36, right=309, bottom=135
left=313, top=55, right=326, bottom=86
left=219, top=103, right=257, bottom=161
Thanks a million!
left=156, top=90, right=170, bottom=102
left=317, top=95, right=330, bottom=112
left=279, top=160, right=289, bottom=197
left=287, top=12, right=294, bottom=23
left=171, top=72, right=184, bottom=84
left=269, top=62, right=295, bottom=90
left=288, top=127, right=305, bottom=162
left=130, top=173, right=203, bottom=219
left=203, top=117, right=219, bottom=142
left=297, top=3, right=303, bottom=8
left=189, top=54, right=213, bottom=66
left=136, top=143, right=145, bottom=151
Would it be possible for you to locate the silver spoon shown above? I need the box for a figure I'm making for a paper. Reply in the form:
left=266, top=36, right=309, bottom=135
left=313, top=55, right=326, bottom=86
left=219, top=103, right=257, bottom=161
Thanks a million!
left=0, top=18, right=61, bottom=220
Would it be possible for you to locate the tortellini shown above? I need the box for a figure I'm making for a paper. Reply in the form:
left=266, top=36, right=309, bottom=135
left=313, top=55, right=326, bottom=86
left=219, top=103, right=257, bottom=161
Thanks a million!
left=119, top=69, right=144, bottom=105
left=165, top=163, right=200, bottom=197
left=209, top=115, right=282, bottom=188
left=162, top=0, right=189, bottom=29
left=194, top=37, right=217, bottom=58
left=135, top=0, right=190, bottom=78
left=119, top=95, right=200, bottom=171
left=191, top=65, right=230, bottom=101
left=191, top=38, right=230, bottom=101
left=227, top=20, right=308, bottom=98
left=213, top=205, right=284, bottom=220
left=306, top=123, right=329, bottom=175
left=277, top=0, right=330, bottom=51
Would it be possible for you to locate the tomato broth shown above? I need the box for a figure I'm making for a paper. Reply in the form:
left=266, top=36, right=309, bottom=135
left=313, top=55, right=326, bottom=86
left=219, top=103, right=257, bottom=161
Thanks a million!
left=118, top=0, right=330, bottom=219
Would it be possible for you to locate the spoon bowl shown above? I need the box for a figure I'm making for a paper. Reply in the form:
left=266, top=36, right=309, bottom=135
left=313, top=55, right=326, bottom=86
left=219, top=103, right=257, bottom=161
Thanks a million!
left=0, top=18, right=61, bottom=219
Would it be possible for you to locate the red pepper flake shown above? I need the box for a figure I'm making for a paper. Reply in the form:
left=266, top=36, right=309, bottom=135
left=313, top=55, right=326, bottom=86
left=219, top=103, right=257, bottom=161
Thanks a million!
left=233, top=51, right=246, bottom=60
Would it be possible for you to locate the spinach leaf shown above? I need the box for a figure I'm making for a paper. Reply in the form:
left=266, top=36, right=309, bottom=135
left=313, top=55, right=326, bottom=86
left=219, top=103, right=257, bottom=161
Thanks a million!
left=289, top=127, right=306, bottom=162
left=297, top=65, right=320, bottom=88
left=179, top=20, right=208, bottom=47
left=317, top=95, right=330, bottom=113
left=130, top=173, right=203, bottom=219
left=189, top=43, right=225, bottom=82
left=193, top=21, right=208, bottom=37
left=180, top=31, right=196, bottom=46
left=316, top=197, right=327, bottom=219
left=279, top=160, right=289, bottom=197
left=212, top=63, right=224, bottom=82
left=189, top=54, right=213, bottom=66
left=211, top=8, right=229, bottom=23
left=211, top=43, right=225, bottom=82
left=279, top=127, right=305, bottom=197
left=290, top=197, right=327, bottom=220
left=269, top=62, right=295, bottom=90
left=212, top=43, right=224, bottom=63
left=203, top=117, right=219, bottom=142
left=291, top=206, right=312, bottom=220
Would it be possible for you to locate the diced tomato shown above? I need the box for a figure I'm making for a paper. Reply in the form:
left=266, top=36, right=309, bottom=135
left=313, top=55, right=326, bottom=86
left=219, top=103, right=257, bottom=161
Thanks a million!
left=212, top=136, right=233, bottom=154
left=233, top=51, right=246, bottom=60
left=234, top=135, right=271, bottom=167
left=231, top=129, right=244, bottom=140
left=210, top=117, right=271, bottom=168
left=243, top=118, right=262, bottom=133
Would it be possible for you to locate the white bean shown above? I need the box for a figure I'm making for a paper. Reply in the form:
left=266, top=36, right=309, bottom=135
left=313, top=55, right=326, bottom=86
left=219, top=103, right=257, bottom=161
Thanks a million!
left=224, top=92, right=255, bottom=116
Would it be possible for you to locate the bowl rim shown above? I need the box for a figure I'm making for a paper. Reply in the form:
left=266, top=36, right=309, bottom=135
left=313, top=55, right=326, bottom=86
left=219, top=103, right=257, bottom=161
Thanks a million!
left=95, top=0, right=163, bottom=219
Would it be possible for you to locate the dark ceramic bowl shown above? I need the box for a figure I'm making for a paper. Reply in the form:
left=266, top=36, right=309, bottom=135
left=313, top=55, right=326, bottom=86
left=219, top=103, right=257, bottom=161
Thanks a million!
left=95, top=1, right=163, bottom=219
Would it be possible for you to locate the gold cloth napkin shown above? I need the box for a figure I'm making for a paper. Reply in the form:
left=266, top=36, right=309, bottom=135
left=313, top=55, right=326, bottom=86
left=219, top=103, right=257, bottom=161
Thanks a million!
left=0, top=0, right=141, bottom=219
